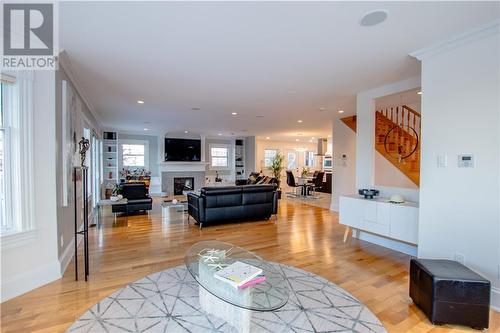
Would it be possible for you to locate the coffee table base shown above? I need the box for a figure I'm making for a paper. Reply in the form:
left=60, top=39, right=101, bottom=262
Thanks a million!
left=199, top=287, right=252, bottom=333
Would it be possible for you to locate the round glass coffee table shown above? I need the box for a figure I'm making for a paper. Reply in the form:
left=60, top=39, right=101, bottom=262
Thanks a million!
left=185, top=240, right=289, bottom=332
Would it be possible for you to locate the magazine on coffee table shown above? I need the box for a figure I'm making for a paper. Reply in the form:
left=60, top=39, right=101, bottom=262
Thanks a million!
left=214, top=261, right=263, bottom=289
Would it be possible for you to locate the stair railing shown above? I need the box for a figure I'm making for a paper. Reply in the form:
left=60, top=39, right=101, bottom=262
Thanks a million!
left=377, top=105, right=420, bottom=139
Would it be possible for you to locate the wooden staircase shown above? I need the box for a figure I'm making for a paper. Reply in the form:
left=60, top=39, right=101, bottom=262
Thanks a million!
left=340, top=105, right=421, bottom=186
left=340, top=115, right=357, bottom=132
left=375, top=105, right=420, bottom=186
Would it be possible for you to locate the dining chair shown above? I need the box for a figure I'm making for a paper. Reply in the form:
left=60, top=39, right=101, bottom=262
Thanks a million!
left=286, top=170, right=301, bottom=197
left=307, top=171, right=325, bottom=198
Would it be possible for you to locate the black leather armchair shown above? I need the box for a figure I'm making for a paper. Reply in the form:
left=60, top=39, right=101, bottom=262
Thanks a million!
left=112, top=183, right=153, bottom=214
left=187, top=184, right=278, bottom=228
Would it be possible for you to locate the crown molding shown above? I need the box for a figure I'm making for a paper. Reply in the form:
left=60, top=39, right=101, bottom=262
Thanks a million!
left=58, top=50, right=103, bottom=125
left=410, top=19, right=499, bottom=61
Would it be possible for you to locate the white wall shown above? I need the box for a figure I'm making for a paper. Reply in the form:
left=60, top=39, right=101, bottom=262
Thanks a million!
left=205, top=137, right=235, bottom=182
left=244, top=136, right=256, bottom=177
left=117, top=133, right=159, bottom=176
left=331, top=118, right=356, bottom=211
left=356, top=76, right=421, bottom=202
left=1, top=71, right=60, bottom=301
left=413, top=22, right=500, bottom=309
left=374, top=152, right=418, bottom=190
left=55, top=60, right=101, bottom=276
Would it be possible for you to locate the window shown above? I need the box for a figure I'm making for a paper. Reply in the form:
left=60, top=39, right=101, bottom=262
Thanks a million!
left=305, top=151, right=315, bottom=167
left=264, top=149, right=277, bottom=168
left=210, top=145, right=229, bottom=168
left=121, top=140, right=148, bottom=168
left=287, top=152, right=297, bottom=169
left=0, top=82, right=8, bottom=233
left=0, top=72, right=35, bottom=237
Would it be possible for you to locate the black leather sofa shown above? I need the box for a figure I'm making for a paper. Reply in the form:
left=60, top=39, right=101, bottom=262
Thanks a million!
left=187, top=184, right=278, bottom=228
left=112, top=183, right=153, bottom=214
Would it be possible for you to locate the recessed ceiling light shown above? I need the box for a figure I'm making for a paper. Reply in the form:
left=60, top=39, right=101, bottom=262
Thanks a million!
left=417, top=91, right=422, bottom=95
left=143, top=128, right=148, bottom=131
left=297, top=120, right=303, bottom=123
left=232, top=112, right=238, bottom=115
left=184, top=130, right=189, bottom=134
left=311, top=137, right=315, bottom=139
left=137, top=100, right=144, bottom=104
left=328, top=134, right=332, bottom=138
left=191, top=107, right=200, bottom=111
left=338, top=110, right=345, bottom=114
left=266, top=137, right=270, bottom=140
left=295, top=138, right=299, bottom=142
left=360, top=9, right=388, bottom=27
left=319, top=107, right=325, bottom=111
left=218, top=133, right=222, bottom=136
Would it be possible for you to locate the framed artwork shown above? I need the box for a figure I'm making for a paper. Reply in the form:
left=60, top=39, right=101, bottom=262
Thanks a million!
left=61, top=80, right=81, bottom=206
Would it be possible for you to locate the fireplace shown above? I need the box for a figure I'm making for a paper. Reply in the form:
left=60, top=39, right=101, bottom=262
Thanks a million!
left=174, top=177, right=195, bottom=195
left=161, top=171, right=205, bottom=195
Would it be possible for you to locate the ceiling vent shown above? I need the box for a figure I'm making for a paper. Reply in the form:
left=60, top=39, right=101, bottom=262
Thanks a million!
left=316, top=138, right=328, bottom=156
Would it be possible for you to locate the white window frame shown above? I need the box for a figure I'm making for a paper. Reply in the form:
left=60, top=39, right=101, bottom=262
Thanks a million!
left=0, top=82, right=13, bottom=235
left=0, top=71, right=36, bottom=245
left=263, top=149, right=278, bottom=168
left=287, top=151, right=297, bottom=170
left=120, top=139, right=149, bottom=170
left=304, top=151, right=315, bottom=167
left=209, top=143, right=231, bottom=170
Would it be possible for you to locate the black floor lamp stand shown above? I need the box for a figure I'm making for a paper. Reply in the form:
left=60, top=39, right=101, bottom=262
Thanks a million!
left=74, top=166, right=89, bottom=281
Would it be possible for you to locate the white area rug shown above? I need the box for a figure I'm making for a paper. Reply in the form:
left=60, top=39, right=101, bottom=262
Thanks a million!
left=67, top=263, right=386, bottom=333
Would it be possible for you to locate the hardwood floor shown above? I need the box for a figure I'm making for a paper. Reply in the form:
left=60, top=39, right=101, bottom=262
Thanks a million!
left=1, top=198, right=498, bottom=333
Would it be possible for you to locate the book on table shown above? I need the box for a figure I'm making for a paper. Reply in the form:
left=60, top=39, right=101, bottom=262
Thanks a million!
left=214, top=261, right=263, bottom=289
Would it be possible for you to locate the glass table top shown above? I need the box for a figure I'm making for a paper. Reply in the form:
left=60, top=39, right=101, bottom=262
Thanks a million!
left=185, top=240, right=289, bottom=311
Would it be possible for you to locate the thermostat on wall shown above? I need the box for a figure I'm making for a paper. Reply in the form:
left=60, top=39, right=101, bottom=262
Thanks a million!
left=458, top=154, right=474, bottom=168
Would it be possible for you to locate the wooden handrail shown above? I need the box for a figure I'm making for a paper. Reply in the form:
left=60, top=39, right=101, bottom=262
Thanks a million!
left=402, top=105, right=420, bottom=119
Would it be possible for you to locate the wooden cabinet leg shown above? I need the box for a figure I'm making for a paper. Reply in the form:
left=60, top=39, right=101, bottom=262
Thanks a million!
left=343, top=226, right=351, bottom=242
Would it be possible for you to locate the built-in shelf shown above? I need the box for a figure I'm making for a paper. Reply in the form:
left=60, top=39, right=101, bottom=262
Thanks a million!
left=235, top=138, right=245, bottom=180
left=102, top=131, right=119, bottom=189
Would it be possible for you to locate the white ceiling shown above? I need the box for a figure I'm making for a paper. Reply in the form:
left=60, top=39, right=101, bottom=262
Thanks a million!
left=59, top=1, right=499, bottom=141
left=375, top=87, right=421, bottom=111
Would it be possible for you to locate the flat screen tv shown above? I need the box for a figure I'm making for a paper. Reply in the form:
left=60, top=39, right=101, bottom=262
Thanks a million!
left=164, top=138, right=201, bottom=162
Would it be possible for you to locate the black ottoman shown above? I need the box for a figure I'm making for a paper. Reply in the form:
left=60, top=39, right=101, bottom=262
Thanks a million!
left=409, top=259, right=490, bottom=330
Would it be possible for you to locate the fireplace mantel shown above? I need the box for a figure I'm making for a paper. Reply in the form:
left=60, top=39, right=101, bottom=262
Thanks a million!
left=158, top=161, right=208, bottom=173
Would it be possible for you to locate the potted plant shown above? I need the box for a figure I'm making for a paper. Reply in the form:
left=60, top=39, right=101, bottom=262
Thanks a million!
left=269, top=152, right=285, bottom=198
left=301, top=166, right=310, bottom=177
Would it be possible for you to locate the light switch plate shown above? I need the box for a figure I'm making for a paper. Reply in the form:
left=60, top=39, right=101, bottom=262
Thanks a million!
left=437, top=154, right=447, bottom=168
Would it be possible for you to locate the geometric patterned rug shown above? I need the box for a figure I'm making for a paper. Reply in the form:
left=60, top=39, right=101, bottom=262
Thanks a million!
left=66, top=263, right=387, bottom=333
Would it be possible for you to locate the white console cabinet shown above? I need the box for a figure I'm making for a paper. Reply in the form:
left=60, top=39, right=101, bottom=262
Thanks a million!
left=339, top=195, right=419, bottom=246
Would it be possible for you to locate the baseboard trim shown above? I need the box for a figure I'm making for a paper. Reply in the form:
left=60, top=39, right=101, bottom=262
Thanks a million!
left=59, top=224, right=85, bottom=275
left=355, top=230, right=418, bottom=256
left=1, top=260, right=61, bottom=302
left=492, top=287, right=500, bottom=312
left=330, top=196, right=339, bottom=212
